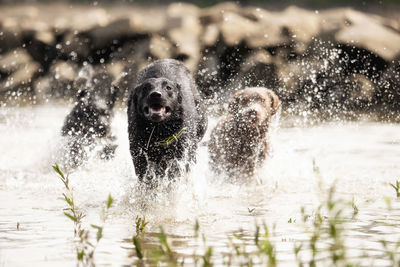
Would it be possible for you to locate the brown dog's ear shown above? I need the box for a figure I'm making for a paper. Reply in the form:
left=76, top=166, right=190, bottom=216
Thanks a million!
left=266, top=89, right=280, bottom=115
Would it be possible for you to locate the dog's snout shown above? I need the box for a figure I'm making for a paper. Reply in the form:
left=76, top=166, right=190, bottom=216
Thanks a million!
left=238, top=108, right=257, bottom=122
left=246, top=109, right=259, bottom=124
left=246, top=109, right=258, bottom=118
left=149, top=91, right=162, bottom=99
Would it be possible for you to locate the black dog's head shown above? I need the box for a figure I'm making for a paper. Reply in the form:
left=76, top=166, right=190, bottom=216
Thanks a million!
left=74, top=66, right=119, bottom=111
left=131, top=77, right=182, bottom=123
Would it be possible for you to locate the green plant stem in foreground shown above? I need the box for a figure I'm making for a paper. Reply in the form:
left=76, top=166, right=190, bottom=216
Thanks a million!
left=53, top=164, right=114, bottom=267
left=389, top=180, right=400, bottom=198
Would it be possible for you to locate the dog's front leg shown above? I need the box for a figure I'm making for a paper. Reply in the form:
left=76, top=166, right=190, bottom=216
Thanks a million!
left=131, top=149, right=148, bottom=183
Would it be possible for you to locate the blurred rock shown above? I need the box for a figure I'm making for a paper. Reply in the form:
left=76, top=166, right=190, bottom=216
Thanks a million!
left=108, top=39, right=152, bottom=99
left=43, top=60, right=79, bottom=98
left=298, top=59, right=380, bottom=110
left=199, top=2, right=241, bottom=26
left=233, top=50, right=279, bottom=90
left=200, top=24, right=220, bottom=48
left=35, top=31, right=55, bottom=45
left=167, top=3, right=202, bottom=72
left=149, top=34, right=174, bottom=59
left=60, top=31, right=91, bottom=61
left=0, top=14, right=55, bottom=56
left=56, top=8, right=110, bottom=33
left=0, top=62, right=40, bottom=93
left=52, top=61, right=77, bottom=82
left=20, top=19, right=54, bottom=44
left=106, top=61, right=125, bottom=80
left=196, top=50, right=221, bottom=99
left=334, top=9, right=400, bottom=62
left=129, top=10, right=166, bottom=34
left=33, top=76, right=51, bottom=100
left=87, top=18, right=136, bottom=50
left=0, top=48, right=32, bottom=73
left=278, top=6, right=321, bottom=53
left=337, top=44, right=387, bottom=79
left=219, top=11, right=268, bottom=47
left=24, top=37, right=58, bottom=72
left=347, top=74, right=376, bottom=108
left=378, top=62, right=400, bottom=109
left=318, top=8, right=400, bottom=76
left=0, top=27, right=22, bottom=54
left=0, top=49, right=40, bottom=93
left=0, top=15, right=57, bottom=70
left=0, top=2, right=398, bottom=112
left=215, top=6, right=320, bottom=51
left=110, top=39, right=150, bottom=67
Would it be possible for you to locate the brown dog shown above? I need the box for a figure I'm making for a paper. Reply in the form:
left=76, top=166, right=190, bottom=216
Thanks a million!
left=208, top=87, right=280, bottom=180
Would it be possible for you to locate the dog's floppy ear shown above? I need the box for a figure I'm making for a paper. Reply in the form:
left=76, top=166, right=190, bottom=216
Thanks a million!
left=127, top=87, right=137, bottom=119
left=266, top=89, right=280, bottom=115
left=128, top=83, right=144, bottom=113
left=131, top=86, right=139, bottom=106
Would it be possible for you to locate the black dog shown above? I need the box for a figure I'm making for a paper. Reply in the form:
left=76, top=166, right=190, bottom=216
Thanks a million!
left=127, top=59, right=207, bottom=186
left=61, top=65, right=119, bottom=167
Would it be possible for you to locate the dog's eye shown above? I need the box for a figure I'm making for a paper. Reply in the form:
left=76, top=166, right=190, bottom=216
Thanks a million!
left=241, top=98, right=250, bottom=105
left=166, top=85, right=172, bottom=91
left=254, top=97, right=264, bottom=103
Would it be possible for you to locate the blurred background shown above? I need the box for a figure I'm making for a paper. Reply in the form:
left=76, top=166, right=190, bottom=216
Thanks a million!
left=0, top=0, right=399, bottom=119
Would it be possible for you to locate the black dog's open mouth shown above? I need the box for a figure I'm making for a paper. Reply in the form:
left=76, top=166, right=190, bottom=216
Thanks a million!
left=144, top=104, right=171, bottom=121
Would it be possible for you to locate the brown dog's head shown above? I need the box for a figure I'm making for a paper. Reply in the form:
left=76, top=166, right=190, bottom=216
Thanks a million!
left=228, top=87, right=280, bottom=128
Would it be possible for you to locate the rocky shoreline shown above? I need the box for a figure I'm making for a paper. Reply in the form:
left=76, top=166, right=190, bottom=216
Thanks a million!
left=0, top=3, right=399, bottom=114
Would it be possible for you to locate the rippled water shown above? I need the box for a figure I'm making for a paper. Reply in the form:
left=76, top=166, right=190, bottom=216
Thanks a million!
left=0, top=104, right=399, bottom=266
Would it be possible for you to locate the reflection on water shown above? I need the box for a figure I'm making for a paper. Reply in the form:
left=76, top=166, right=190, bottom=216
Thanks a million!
left=0, top=104, right=399, bottom=266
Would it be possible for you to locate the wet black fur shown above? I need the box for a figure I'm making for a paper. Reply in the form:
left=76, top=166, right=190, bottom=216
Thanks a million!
left=61, top=66, right=119, bottom=167
left=127, top=59, right=207, bottom=186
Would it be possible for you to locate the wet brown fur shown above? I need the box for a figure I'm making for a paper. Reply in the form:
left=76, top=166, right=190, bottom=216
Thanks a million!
left=208, top=87, right=280, bottom=180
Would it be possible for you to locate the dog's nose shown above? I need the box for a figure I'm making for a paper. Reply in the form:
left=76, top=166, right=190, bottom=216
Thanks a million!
left=149, top=91, right=162, bottom=98
left=242, top=109, right=259, bottom=124
left=246, top=109, right=257, bottom=119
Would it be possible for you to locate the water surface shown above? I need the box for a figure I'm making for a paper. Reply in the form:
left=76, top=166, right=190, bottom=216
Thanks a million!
left=0, top=104, right=399, bottom=266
